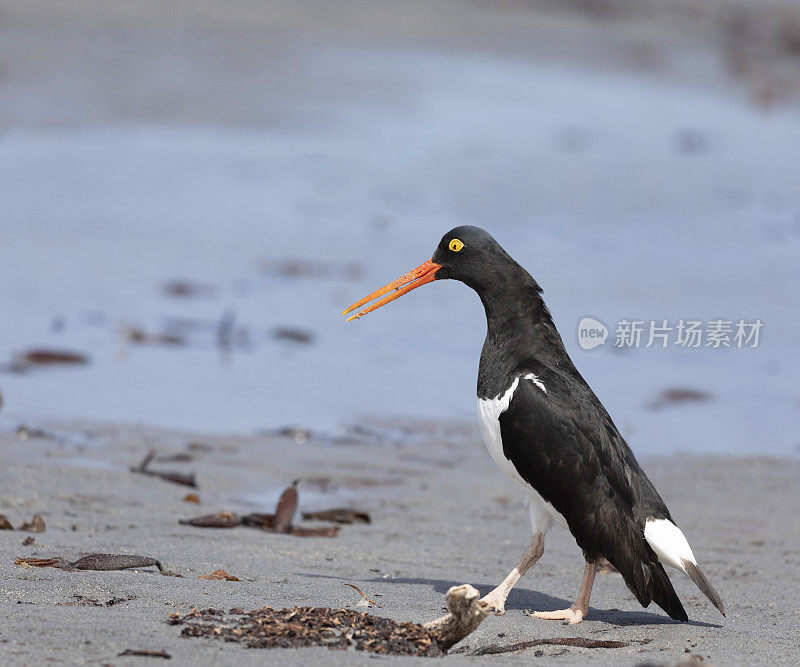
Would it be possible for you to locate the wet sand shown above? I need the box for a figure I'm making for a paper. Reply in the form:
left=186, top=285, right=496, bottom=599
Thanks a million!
left=2, top=0, right=800, bottom=449
left=1, top=420, right=798, bottom=664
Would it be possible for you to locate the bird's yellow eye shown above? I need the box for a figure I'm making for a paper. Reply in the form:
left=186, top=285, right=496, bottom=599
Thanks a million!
left=449, top=238, right=464, bottom=252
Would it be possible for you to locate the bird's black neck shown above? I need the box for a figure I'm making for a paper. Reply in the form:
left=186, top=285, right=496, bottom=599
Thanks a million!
left=475, top=266, right=575, bottom=399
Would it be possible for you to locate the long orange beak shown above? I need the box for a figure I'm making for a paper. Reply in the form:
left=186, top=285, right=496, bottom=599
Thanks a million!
left=341, top=259, right=441, bottom=321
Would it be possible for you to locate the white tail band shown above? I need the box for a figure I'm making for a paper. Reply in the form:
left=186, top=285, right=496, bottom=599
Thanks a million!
left=644, top=518, right=697, bottom=572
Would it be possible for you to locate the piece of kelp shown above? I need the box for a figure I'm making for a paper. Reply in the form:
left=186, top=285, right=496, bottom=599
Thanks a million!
left=180, top=482, right=337, bottom=537
left=470, top=638, right=631, bottom=655
left=6, top=348, right=89, bottom=373
left=301, top=508, right=371, bottom=524
left=131, top=449, right=197, bottom=488
left=15, top=553, right=183, bottom=576
left=241, top=512, right=275, bottom=529
left=179, top=511, right=240, bottom=528
left=274, top=480, right=298, bottom=532
left=287, top=526, right=339, bottom=538
left=18, top=514, right=46, bottom=532
left=118, top=649, right=171, bottom=659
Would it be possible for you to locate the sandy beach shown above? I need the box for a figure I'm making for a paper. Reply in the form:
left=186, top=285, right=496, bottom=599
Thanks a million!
left=1, top=1, right=800, bottom=664
left=1, top=419, right=798, bottom=664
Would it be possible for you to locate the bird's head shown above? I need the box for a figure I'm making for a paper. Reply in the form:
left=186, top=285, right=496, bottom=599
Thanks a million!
left=342, top=226, right=516, bottom=321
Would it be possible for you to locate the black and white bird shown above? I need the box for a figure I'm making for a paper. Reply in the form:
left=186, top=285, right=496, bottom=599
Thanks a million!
left=343, top=226, right=724, bottom=624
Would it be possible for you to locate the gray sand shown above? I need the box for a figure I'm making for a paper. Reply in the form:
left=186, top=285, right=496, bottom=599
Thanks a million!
left=1, top=420, right=798, bottom=665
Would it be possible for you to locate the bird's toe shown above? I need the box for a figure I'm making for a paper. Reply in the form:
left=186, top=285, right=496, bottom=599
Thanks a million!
left=527, top=607, right=585, bottom=624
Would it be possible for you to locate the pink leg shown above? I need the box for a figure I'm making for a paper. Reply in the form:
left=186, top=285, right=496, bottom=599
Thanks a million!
left=530, top=560, right=598, bottom=624
left=480, top=533, right=544, bottom=615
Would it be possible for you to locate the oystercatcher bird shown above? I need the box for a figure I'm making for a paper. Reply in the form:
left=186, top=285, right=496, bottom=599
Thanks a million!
left=342, top=226, right=725, bottom=623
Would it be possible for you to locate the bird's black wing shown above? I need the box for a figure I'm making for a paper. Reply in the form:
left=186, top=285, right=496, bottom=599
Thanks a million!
left=498, top=376, right=687, bottom=621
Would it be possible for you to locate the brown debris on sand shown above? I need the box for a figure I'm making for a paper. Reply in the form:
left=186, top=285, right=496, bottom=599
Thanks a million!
left=423, top=584, right=491, bottom=652
left=58, top=594, right=137, bottom=607
left=162, top=279, right=215, bottom=299
left=179, top=511, right=240, bottom=528
left=19, top=514, right=46, bottom=532
left=171, top=584, right=488, bottom=656
left=15, top=553, right=183, bottom=576
left=647, top=388, right=712, bottom=411
left=470, top=637, right=631, bottom=655
left=5, top=348, right=89, bottom=373
left=198, top=569, right=240, bottom=581
left=287, top=525, right=339, bottom=537
left=131, top=449, right=197, bottom=488
left=241, top=512, right=275, bottom=529
left=259, top=258, right=362, bottom=282
left=271, top=327, right=315, bottom=345
left=118, top=648, right=172, bottom=659
left=179, top=481, right=341, bottom=537
left=302, top=508, right=371, bottom=524
left=274, top=480, right=299, bottom=532
left=120, top=325, right=185, bottom=347
left=176, top=606, right=442, bottom=655
left=0, top=515, right=13, bottom=530
left=344, top=583, right=382, bottom=607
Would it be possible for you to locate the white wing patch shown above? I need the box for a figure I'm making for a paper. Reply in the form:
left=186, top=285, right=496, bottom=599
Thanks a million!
left=523, top=373, right=546, bottom=394
left=644, top=518, right=697, bottom=571
left=476, top=373, right=566, bottom=534
left=477, top=378, right=526, bottom=488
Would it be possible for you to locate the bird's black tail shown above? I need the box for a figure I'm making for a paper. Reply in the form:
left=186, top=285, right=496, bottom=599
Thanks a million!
left=647, top=561, right=688, bottom=622
left=615, top=556, right=687, bottom=622
left=601, top=518, right=688, bottom=622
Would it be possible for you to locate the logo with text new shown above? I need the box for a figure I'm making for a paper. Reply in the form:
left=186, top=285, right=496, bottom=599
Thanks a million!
left=578, top=317, right=608, bottom=350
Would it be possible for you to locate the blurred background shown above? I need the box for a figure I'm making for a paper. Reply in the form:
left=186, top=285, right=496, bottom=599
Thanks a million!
left=0, top=0, right=798, bottom=455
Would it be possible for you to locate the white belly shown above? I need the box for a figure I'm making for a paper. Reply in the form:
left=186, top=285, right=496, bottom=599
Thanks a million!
left=477, top=375, right=568, bottom=533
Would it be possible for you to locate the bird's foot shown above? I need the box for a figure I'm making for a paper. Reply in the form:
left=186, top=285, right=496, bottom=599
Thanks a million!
left=527, top=606, right=585, bottom=625
left=479, top=590, right=508, bottom=616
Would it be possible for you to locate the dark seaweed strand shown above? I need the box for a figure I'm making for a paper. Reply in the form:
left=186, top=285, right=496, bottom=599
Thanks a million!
left=71, top=554, right=183, bottom=576
left=71, top=554, right=161, bottom=570
left=471, top=637, right=630, bottom=656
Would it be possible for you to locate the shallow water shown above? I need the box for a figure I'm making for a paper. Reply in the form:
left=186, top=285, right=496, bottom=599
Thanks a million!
left=0, top=46, right=798, bottom=456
